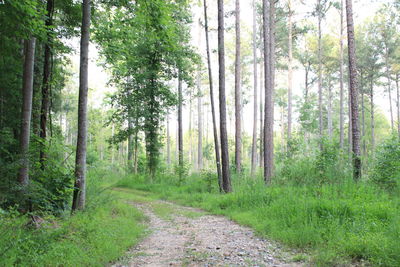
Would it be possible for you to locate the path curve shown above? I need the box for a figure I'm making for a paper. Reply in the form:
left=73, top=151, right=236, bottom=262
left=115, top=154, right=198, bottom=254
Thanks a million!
left=113, top=200, right=304, bottom=267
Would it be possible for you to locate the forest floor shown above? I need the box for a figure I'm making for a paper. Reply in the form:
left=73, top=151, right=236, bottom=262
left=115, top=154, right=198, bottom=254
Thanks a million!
left=111, top=188, right=305, bottom=267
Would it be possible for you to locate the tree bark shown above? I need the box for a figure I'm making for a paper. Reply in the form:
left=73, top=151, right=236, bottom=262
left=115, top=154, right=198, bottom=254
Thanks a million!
left=396, top=74, right=400, bottom=138
left=361, top=83, right=366, bottom=155
left=234, top=0, right=242, bottom=173
left=339, top=0, right=345, bottom=149
left=328, top=81, right=333, bottom=139
left=259, top=25, right=264, bottom=168
left=18, top=38, right=36, bottom=186
left=250, top=0, right=258, bottom=176
left=385, top=46, right=394, bottom=132
left=39, top=0, right=54, bottom=169
left=166, top=111, right=171, bottom=167
left=203, top=0, right=222, bottom=191
left=72, top=0, right=91, bottom=211
left=317, top=0, right=323, bottom=147
left=263, top=0, right=275, bottom=184
left=178, top=76, right=183, bottom=181
left=287, top=0, right=293, bottom=142
left=218, top=0, right=232, bottom=193
left=370, top=81, right=375, bottom=150
left=128, top=118, right=134, bottom=171
left=346, top=0, right=361, bottom=180
left=197, top=19, right=203, bottom=171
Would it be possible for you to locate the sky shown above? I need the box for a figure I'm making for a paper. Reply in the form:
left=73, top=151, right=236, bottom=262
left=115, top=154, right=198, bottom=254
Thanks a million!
left=69, top=0, right=393, bottom=141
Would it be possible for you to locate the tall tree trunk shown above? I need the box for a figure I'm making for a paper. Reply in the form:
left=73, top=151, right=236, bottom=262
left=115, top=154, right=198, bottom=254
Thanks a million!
left=396, top=74, right=400, bottom=138
left=234, top=0, right=242, bottom=173
left=39, top=0, right=54, bottom=168
left=18, top=38, right=36, bottom=186
left=361, top=84, right=366, bottom=155
left=250, top=0, right=258, bottom=176
left=166, top=111, right=171, bottom=167
left=134, top=115, right=139, bottom=174
left=317, top=0, right=323, bottom=147
left=385, top=46, right=394, bottom=132
left=72, top=0, right=91, bottom=211
left=287, top=0, right=293, bottom=142
left=263, top=0, right=275, bottom=184
left=339, top=0, right=345, bottom=149
left=178, top=76, right=183, bottom=181
left=218, top=0, right=232, bottom=193
left=203, top=0, right=222, bottom=191
left=328, top=81, right=333, bottom=139
left=370, top=81, right=375, bottom=150
left=346, top=0, right=361, bottom=181
left=128, top=118, right=134, bottom=171
left=259, top=25, right=264, bottom=169
left=197, top=19, right=203, bottom=171
left=189, top=87, right=193, bottom=166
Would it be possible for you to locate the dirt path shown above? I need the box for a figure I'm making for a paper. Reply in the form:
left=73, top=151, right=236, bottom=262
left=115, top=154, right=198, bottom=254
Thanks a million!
left=113, top=199, right=304, bottom=267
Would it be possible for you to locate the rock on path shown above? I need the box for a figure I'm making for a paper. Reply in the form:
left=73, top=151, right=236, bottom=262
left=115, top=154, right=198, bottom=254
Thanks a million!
left=112, top=200, right=304, bottom=267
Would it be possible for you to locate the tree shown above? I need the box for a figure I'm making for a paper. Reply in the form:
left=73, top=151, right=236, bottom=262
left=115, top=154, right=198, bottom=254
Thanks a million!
left=18, top=38, right=36, bottom=186
left=263, top=0, right=275, bottom=184
left=204, top=0, right=222, bottom=190
left=250, top=0, right=258, bottom=176
left=339, top=0, right=345, bottom=149
left=287, top=0, right=293, bottom=142
left=39, top=0, right=55, bottom=168
left=234, top=0, right=242, bottom=173
left=346, top=0, right=361, bottom=180
left=218, top=0, right=232, bottom=193
left=72, top=0, right=91, bottom=211
left=178, top=76, right=183, bottom=181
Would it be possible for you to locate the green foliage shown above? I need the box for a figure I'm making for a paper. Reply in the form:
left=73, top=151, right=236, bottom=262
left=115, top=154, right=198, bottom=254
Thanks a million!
left=116, top=169, right=400, bottom=266
left=0, top=171, right=145, bottom=267
left=371, top=137, right=400, bottom=191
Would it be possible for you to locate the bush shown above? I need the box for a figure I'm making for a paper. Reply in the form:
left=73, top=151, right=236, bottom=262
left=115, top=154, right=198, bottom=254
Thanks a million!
left=371, top=136, right=400, bottom=191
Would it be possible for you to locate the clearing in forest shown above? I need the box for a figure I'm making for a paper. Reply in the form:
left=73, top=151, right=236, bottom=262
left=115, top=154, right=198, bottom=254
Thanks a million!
left=112, top=188, right=304, bottom=267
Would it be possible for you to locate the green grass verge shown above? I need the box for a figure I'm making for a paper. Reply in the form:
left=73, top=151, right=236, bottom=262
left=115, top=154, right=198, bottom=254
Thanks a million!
left=0, top=171, right=146, bottom=267
left=115, top=173, right=400, bottom=266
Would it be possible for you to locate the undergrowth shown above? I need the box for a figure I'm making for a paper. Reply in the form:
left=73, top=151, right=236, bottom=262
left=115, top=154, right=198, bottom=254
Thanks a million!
left=0, top=169, right=145, bottom=266
left=115, top=165, right=400, bottom=266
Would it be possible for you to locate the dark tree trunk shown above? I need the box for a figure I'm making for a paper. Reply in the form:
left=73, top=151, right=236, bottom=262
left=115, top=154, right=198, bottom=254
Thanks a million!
left=72, top=0, right=91, bottom=211
left=18, top=38, right=36, bottom=186
left=346, top=0, right=361, bottom=180
left=218, top=0, right=232, bottom=193
left=39, top=0, right=54, bottom=169
left=250, top=0, right=258, bottom=176
left=396, top=74, right=400, bottom=138
left=234, top=0, right=242, bottom=173
left=166, top=111, right=171, bottom=167
left=204, top=0, right=222, bottom=191
left=259, top=26, right=264, bottom=168
left=370, top=81, right=375, bottom=150
left=128, top=118, right=134, bottom=171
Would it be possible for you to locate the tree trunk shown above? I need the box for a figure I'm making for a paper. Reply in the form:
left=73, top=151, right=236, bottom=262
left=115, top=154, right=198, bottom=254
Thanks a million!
left=18, top=38, right=36, bottom=186
left=370, top=81, right=375, bottom=150
left=234, top=0, right=242, bottom=173
left=218, top=0, right=232, bottom=193
left=134, top=115, right=139, bottom=174
left=396, top=74, right=400, bottom=138
left=328, top=81, right=333, bottom=139
left=385, top=46, right=394, bottom=132
left=128, top=118, right=134, bottom=171
left=250, top=0, right=258, bottom=176
left=166, top=111, right=171, bottom=167
left=287, top=0, right=293, bottom=142
left=346, top=0, right=361, bottom=181
left=178, top=76, right=183, bottom=181
left=259, top=25, right=264, bottom=168
left=263, top=0, right=275, bottom=184
left=39, top=0, right=54, bottom=168
left=72, top=0, right=91, bottom=211
left=197, top=19, right=203, bottom=171
left=203, top=0, right=222, bottom=191
left=339, top=0, right=345, bottom=149
left=361, top=84, right=366, bottom=155
left=317, top=0, right=323, bottom=147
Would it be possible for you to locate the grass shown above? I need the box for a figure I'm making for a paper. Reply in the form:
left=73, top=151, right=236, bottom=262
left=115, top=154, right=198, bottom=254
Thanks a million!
left=0, top=170, right=146, bottom=267
left=115, top=172, right=400, bottom=266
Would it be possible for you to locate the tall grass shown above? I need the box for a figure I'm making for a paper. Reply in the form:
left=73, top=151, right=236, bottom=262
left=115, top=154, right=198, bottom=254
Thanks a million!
left=115, top=164, right=400, bottom=266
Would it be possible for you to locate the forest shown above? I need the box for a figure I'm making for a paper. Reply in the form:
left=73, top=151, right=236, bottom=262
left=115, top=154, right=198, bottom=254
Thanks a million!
left=1, top=0, right=400, bottom=266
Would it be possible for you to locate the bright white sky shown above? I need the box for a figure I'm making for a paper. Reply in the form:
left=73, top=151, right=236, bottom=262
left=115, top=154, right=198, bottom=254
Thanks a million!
left=69, top=0, right=393, bottom=140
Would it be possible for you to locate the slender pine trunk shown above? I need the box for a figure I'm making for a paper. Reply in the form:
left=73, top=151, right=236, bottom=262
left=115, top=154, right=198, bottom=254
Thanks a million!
left=178, top=76, right=183, bottom=181
left=339, top=0, right=345, bottom=149
left=234, top=0, right=242, bottom=173
left=250, top=0, right=258, bottom=176
left=287, top=0, right=293, bottom=142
